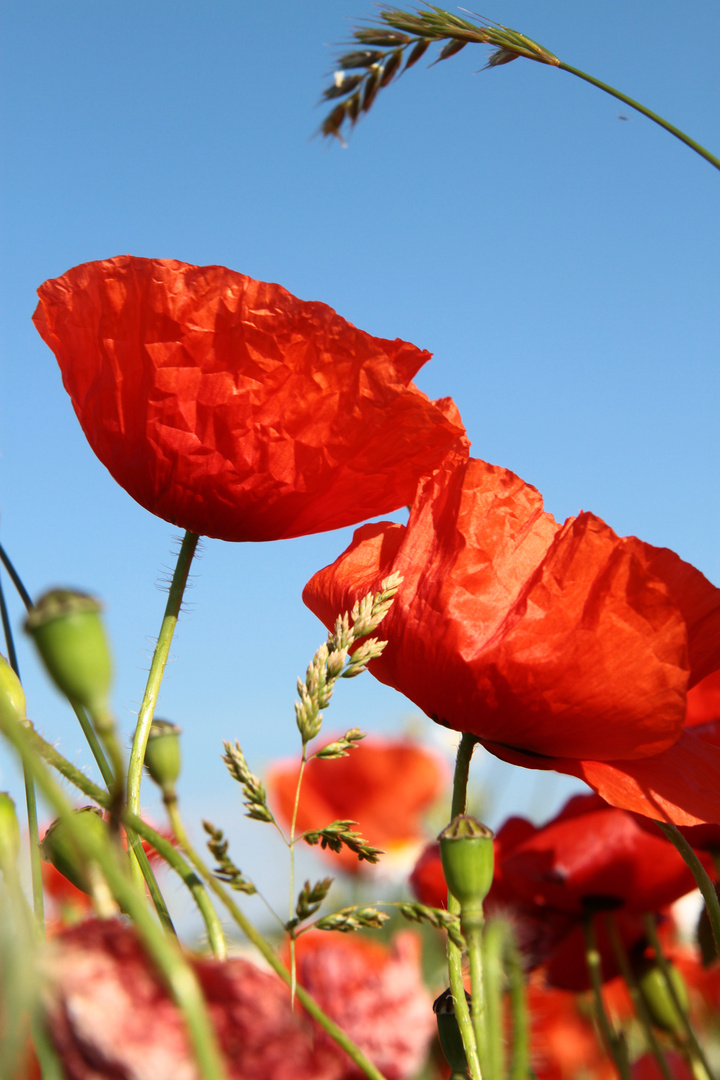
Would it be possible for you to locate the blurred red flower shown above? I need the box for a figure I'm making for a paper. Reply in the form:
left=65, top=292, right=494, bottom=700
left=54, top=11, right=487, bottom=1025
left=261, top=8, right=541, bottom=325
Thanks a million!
left=304, top=456, right=720, bottom=824
left=32, top=256, right=465, bottom=542
left=411, top=792, right=709, bottom=990
left=268, top=735, right=445, bottom=873
left=42, top=919, right=433, bottom=1080
left=292, top=930, right=435, bottom=1080
left=523, top=976, right=616, bottom=1080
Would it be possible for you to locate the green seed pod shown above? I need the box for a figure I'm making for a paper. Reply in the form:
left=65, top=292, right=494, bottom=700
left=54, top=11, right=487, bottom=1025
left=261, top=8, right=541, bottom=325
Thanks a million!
left=40, top=806, right=108, bottom=895
left=638, top=961, right=689, bottom=1036
left=439, top=815, right=494, bottom=919
left=25, top=590, right=112, bottom=719
left=144, top=719, right=182, bottom=798
left=433, top=987, right=470, bottom=1077
left=0, top=653, right=27, bottom=728
left=0, top=792, right=20, bottom=870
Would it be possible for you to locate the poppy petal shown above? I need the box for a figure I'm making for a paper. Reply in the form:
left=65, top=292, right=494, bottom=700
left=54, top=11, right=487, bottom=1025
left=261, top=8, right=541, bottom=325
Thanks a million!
left=33, top=256, right=466, bottom=542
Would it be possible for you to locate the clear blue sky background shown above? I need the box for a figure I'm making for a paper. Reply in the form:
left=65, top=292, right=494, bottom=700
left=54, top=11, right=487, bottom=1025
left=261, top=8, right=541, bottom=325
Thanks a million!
left=1, top=1, right=718, bottom=924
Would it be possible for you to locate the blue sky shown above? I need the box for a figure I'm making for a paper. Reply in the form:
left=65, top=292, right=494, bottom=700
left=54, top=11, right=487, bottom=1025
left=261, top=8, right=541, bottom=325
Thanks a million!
left=1, top=1, right=718, bottom=923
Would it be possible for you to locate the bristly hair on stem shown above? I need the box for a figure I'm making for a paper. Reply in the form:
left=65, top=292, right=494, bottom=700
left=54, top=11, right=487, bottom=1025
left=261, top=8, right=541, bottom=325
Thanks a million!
left=320, top=5, right=558, bottom=141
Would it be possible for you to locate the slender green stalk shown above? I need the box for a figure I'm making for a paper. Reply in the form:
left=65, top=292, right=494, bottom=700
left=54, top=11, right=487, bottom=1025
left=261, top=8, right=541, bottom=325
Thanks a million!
left=582, top=917, right=631, bottom=1080
left=557, top=63, right=720, bottom=172
left=504, top=929, right=529, bottom=1080
left=126, top=531, right=199, bottom=822
left=164, top=797, right=227, bottom=959
left=656, top=821, right=720, bottom=957
left=10, top=719, right=388, bottom=1080
left=72, top=703, right=114, bottom=787
left=605, top=915, right=674, bottom=1080
left=1, top=712, right=227, bottom=1080
left=0, top=541, right=33, bottom=612
left=448, top=733, right=482, bottom=1080
left=481, top=920, right=505, bottom=1080
left=0, top=575, right=44, bottom=934
left=287, top=749, right=309, bottom=1002
left=642, top=915, right=714, bottom=1080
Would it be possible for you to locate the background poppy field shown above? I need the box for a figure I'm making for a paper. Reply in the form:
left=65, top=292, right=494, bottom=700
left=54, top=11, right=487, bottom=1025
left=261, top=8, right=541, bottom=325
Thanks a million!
left=0, top=0, right=718, bottom=933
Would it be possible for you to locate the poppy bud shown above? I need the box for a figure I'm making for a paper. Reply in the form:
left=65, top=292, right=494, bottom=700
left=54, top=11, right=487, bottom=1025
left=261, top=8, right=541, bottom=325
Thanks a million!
left=40, top=807, right=108, bottom=895
left=439, top=815, right=494, bottom=929
left=433, top=987, right=470, bottom=1078
left=144, top=719, right=182, bottom=799
left=637, top=961, right=689, bottom=1036
left=0, top=792, right=20, bottom=871
left=0, top=653, right=26, bottom=729
left=25, top=590, right=113, bottom=725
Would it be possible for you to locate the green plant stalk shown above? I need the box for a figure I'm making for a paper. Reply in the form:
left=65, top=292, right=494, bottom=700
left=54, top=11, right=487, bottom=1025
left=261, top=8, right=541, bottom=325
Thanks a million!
left=288, top=749, right=309, bottom=1003
left=582, top=917, right=631, bottom=1080
left=656, top=820, right=720, bottom=957
left=164, top=796, right=227, bottom=960
left=448, top=733, right=482, bottom=1080
left=504, top=929, right=529, bottom=1080
left=481, top=920, right=505, bottom=1080
left=605, top=915, right=674, bottom=1080
left=126, top=530, right=199, bottom=827
left=0, top=576, right=44, bottom=934
left=15, top=718, right=388, bottom=1080
left=557, top=63, right=720, bottom=172
left=0, top=540, right=33, bottom=611
left=1, top=712, right=227, bottom=1080
left=642, top=915, right=713, bottom=1080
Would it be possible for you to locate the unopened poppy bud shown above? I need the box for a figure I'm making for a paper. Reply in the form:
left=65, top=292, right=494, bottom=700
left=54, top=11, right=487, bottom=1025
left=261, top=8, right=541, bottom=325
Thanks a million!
left=0, top=793, right=20, bottom=870
left=637, top=961, right=689, bottom=1036
left=40, top=806, right=108, bottom=894
left=439, top=815, right=494, bottom=926
left=433, top=987, right=470, bottom=1078
left=25, top=590, right=113, bottom=723
left=144, top=720, right=182, bottom=799
left=0, top=653, right=27, bottom=728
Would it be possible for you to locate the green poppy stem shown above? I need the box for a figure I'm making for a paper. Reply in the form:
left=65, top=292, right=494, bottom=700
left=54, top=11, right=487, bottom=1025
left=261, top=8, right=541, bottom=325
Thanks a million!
left=557, top=63, right=720, bottom=172
left=126, top=530, right=199, bottom=881
left=605, top=915, right=674, bottom=1080
left=582, top=916, right=631, bottom=1080
left=448, top=733, right=483, bottom=1080
left=642, top=915, right=714, bottom=1080
left=655, top=821, right=720, bottom=957
left=164, top=796, right=227, bottom=960
left=0, top=575, right=44, bottom=935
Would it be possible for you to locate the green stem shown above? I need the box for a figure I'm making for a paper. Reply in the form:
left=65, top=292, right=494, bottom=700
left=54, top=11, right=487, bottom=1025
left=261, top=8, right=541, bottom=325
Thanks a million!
left=655, top=821, right=720, bottom=957
left=288, top=750, right=308, bottom=1003
left=72, top=703, right=114, bottom=787
left=1, top=712, right=227, bottom=1080
left=582, top=917, right=631, bottom=1080
left=466, top=923, right=486, bottom=1077
left=0, top=576, right=44, bottom=934
left=12, top=716, right=390, bottom=1080
left=557, top=63, right=720, bottom=172
left=126, top=531, right=199, bottom=822
left=642, top=915, right=714, bottom=1080
left=481, top=920, right=505, bottom=1080
left=449, top=733, right=482, bottom=1080
left=0, top=541, right=33, bottom=611
left=504, top=928, right=529, bottom=1080
left=165, top=797, right=227, bottom=960
left=605, top=915, right=674, bottom=1080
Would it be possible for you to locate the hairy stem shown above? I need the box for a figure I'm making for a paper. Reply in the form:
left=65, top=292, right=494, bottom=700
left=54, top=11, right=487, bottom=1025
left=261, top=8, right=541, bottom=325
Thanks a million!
left=165, top=797, right=227, bottom=960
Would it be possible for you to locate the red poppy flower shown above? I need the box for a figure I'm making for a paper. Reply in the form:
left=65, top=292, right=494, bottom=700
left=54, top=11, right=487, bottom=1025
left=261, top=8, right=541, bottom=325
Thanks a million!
left=304, top=456, right=720, bottom=824
left=32, top=256, right=466, bottom=542
left=411, top=793, right=709, bottom=990
left=523, top=976, right=616, bottom=1080
left=43, top=918, right=433, bottom=1080
left=292, top=930, right=435, bottom=1080
left=267, top=736, right=445, bottom=873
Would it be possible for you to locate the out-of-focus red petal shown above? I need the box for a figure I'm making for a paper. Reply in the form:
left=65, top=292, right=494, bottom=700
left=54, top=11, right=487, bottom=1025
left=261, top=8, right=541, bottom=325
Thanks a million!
left=686, top=670, right=720, bottom=727
left=292, top=930, right=435, bottom=1080
left=33, top=257, right=466, bottom=542
left=268, top=736, right=444, bottom=874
